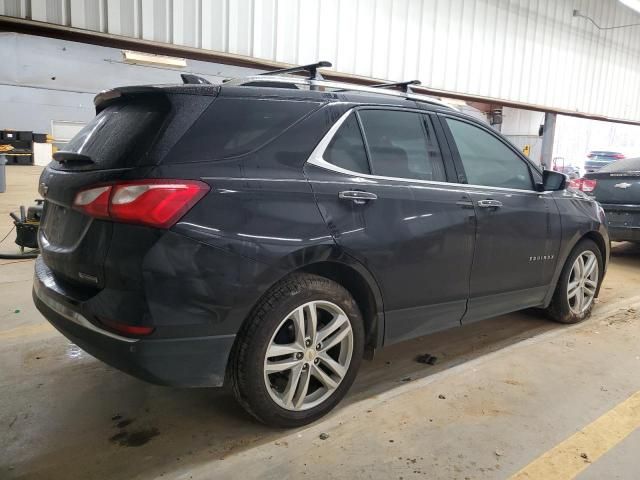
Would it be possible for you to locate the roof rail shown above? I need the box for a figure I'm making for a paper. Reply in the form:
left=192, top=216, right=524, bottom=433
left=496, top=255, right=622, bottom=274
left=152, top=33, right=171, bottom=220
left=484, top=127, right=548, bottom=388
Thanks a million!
left=222, top=62, right=455, bottom=110
left=181, top=74, right=211, bottom=85
left=259, top=61, right=332, bottom=80
left=370, top=79, right=421, bottom=93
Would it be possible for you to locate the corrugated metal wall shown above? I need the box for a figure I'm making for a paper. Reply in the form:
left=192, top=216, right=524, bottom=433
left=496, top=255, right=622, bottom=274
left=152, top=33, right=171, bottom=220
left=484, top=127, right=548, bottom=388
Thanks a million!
left=2, top=0, right=640, bottom=121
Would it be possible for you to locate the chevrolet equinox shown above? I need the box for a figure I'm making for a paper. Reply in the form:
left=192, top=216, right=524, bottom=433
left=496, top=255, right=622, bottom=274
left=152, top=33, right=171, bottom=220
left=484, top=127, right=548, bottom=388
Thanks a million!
left=33, top=65, right=609, bottom=427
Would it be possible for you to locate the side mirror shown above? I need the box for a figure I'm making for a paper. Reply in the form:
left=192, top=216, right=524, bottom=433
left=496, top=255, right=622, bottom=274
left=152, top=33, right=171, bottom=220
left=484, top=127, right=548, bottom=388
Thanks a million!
left=537, top=169, right=567, bottom=192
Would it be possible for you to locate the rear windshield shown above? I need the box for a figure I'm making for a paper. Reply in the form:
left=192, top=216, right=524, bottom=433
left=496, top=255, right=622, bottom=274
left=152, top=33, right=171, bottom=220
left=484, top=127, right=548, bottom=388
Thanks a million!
left=600, top=157, right=640, bottom=172
left=59, top=97, right=168, bottom=170
left=166, top=97, right=320, bottom=162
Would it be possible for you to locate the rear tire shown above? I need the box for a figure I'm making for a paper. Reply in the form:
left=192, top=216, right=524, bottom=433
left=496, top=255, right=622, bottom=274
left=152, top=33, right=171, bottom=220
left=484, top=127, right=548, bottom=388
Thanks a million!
left=546, top=239, right=602, bottom=324
left=230, top=273, right=364, bottom=428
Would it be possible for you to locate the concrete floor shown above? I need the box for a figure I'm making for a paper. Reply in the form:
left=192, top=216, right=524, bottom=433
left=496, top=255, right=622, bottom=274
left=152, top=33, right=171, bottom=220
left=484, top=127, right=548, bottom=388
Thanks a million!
left=1, top=166, right=640, bottom=480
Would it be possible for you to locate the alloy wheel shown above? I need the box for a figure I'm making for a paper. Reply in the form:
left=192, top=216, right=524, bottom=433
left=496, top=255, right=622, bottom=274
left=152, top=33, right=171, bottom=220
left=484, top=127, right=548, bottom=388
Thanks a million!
left=567, top=251, right=599, bottom=315
left=263, top=300, right=354, bottom=411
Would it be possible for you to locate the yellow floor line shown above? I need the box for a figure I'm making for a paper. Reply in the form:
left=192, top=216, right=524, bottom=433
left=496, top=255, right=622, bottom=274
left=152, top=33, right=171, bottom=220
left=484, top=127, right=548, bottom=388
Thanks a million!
left=0, top=322, right=53, bottom=339
left=510, top=391, right=640, bottom=480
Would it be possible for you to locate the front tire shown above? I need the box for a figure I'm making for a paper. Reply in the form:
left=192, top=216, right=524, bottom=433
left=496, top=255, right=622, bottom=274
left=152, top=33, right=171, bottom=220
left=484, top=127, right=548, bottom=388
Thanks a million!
left=230, top=273, right=364, bottom=428
left=546, top=239, right=602, bottom=324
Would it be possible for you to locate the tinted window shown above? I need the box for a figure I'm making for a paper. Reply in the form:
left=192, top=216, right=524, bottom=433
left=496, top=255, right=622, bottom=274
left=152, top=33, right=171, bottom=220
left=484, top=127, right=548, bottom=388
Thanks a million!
left=324, top=114, right=370, bottom=174
left=446, top=118, right=533, bottom=190
left=61, top=98, right=168, bottom=170
left=358, top=110, right=446, bottom=181
left=600, top=157, right=640, bottom=172
left=170, top=98, right=318, bottom=161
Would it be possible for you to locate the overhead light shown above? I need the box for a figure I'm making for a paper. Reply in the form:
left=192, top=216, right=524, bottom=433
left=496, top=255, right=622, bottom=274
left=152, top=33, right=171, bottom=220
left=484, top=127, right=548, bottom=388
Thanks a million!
left=619, top=0, right=640, bottom=14
left=122, top=50, right=187, bottom=68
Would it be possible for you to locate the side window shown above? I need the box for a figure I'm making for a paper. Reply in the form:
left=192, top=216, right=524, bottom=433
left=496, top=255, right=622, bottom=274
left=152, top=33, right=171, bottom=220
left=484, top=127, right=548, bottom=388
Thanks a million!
left=445, top=118, right=533, bottom=190
left=323, top=114, right=370, bottom=174
left=169, top=98, right=319, bottom=162
left=358, top=110, right=446, bottom=182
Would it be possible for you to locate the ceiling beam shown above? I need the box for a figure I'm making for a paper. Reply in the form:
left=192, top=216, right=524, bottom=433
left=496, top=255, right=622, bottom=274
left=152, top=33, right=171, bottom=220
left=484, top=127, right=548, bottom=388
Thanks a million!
left=2, top=16, right=640, bottom=126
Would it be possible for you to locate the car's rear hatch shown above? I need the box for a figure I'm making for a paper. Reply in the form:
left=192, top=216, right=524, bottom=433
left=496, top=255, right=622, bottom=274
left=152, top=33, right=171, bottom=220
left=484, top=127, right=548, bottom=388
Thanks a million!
left=38, top=85, right=217, bottom=290
left=586, top=158, right=640, bottom=230
left=588, top=172, right=640, bottom=204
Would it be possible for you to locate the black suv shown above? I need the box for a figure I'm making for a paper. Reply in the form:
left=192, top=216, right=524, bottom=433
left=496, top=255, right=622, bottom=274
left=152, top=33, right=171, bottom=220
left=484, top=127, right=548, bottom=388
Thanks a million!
left=34, top=64, right=609, bottom=427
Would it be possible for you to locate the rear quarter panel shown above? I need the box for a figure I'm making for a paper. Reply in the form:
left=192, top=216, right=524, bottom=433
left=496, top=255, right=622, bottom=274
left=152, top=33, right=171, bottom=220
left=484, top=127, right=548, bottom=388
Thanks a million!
left=165, top=102, right=341, bottom=267
left=142, top=103, right=360, bottom=336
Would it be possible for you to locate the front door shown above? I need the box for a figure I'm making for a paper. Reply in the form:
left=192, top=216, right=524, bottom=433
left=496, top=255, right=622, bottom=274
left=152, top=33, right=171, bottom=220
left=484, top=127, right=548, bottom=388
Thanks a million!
left=305, top=106, right=476, bottom=344
left=441, top=115, right=561, bottom=322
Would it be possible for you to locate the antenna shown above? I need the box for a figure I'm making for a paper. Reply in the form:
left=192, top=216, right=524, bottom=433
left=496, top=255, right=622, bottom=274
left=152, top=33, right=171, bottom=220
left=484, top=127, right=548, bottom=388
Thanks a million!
left=370, top=80, right=421, bottom=93
left=260, top=61, right=332, bottom=80
left=181, top=74, right=212, bottom=85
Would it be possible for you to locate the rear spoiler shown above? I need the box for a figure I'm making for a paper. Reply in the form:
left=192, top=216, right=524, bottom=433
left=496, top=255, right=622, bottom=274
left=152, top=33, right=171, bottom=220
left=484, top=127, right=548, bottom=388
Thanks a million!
left=52, top=151, right=94, bottom=166
left=94, top=86, right=161, bottom=110
left=94, top=84, right=220, bottom=111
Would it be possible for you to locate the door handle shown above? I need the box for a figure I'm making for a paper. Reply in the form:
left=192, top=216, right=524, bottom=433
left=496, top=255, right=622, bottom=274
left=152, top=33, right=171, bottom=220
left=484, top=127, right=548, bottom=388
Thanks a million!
left=339, top=190, right=378, bottom=204
left=477, top=199, right=503, bottom=209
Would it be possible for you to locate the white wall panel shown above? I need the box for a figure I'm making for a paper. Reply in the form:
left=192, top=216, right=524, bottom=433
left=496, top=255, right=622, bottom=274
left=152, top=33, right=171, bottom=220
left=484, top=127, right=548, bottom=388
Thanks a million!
left=201, top=0, right=227, bottom=52
left=228, top=0, right=253, bottom=57
left=274, top=0, right=297, bottom=63
left=295, top=0, right=319, bottom=64
left=2, top=0, right=640, bottom=121
left=316, top=0, right=338, bottom=72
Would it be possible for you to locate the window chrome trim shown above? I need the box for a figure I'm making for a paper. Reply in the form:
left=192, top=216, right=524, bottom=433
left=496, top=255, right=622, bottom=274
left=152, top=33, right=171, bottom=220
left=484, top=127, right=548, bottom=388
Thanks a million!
left=306, top=108, right=553, bottom=196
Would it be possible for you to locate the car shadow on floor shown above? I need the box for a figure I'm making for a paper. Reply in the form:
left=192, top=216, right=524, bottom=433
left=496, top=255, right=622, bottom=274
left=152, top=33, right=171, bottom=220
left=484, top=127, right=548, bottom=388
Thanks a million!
left=7, top=311, right=561, bottom=480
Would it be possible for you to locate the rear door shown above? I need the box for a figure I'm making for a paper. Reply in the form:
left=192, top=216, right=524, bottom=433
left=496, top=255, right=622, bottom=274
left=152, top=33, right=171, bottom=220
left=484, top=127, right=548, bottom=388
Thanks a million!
left=305, top=106, right=476, bottom=345
left=440, top=115, right=561, bottom=322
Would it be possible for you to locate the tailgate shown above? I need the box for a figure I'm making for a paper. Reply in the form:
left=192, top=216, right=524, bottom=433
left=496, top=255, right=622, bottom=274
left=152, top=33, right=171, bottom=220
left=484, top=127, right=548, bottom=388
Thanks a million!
left=603, top=208, right=640, bottom=229
left=38, top=87, right=216, bottom=288
left=39, top=167, right=124, bottom=288
left=590, top=174, right=640, bottom=204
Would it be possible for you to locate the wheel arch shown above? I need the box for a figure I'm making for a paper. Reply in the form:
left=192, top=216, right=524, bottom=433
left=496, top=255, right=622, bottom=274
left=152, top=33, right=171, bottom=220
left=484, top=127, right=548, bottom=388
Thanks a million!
left=226, top=248, right=386, bottom=386
left=543, top=229, right=608, bottom=307
left=583, top=230, right=608, bottom=270
left=296, top=260, right=384, bottom=353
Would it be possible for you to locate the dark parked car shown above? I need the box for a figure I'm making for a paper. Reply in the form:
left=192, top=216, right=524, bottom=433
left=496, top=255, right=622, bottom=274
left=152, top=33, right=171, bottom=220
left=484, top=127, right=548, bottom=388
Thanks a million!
left=573, top=157, right=640, bottom=242
left=33, top=65, right=609, bottom=427
left=584, top=150, right=625, bottom=173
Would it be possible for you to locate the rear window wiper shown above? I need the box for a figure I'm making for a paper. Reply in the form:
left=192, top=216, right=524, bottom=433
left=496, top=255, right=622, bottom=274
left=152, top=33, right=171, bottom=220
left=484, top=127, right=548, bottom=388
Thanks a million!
left=53, top=151, right=95, bottom=166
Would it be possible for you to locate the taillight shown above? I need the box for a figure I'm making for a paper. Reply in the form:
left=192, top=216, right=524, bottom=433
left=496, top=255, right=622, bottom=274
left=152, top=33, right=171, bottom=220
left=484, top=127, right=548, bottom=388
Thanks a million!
left=568, top=178, right=582, bottom=190
left=73, top=185, right=111, bottom=219
left=569, top=178, right=597, bottom=193
left=73, top=179, right=209, bottom=228
left=614, top=153, right=625, bottom=159
left=581, top=179, right=597, bottom=192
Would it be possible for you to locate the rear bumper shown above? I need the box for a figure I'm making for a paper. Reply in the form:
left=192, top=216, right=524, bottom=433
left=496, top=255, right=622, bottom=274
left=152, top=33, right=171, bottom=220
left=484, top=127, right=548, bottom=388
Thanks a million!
left=607, top=226, right=640, bottom=242
left=601, top=204, right=640, bottom=242
left=33, top=257, right=235, bottom=387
